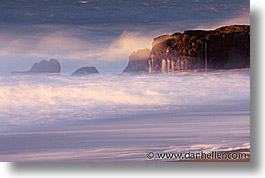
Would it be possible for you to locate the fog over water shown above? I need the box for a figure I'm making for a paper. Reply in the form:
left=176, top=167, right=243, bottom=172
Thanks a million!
left=0, top=69, right=249, bottom=131
left=0, top=69, right=250, bottom=161
left=0, top=0, right=250, bottom=74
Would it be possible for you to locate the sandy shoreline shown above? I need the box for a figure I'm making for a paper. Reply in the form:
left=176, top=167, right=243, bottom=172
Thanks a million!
left=0, top=110, right=250, bottom=161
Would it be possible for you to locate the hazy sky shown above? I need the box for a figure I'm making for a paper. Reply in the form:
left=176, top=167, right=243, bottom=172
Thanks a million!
left=0, top=0, right=250, bottom=74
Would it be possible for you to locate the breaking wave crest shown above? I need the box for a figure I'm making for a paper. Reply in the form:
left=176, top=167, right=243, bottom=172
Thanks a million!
left=0, top=69, right=249, bottom=130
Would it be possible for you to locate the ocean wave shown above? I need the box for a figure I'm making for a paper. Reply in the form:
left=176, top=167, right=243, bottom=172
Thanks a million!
left=0, top=69, right=249, bottom=129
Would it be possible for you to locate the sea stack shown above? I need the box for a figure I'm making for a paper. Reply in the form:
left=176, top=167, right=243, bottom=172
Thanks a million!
left=71, top=66, right=99, bottom=76
left=12, top=59, right=61, bottom=74
left=122, top=48, right=150, bottom=73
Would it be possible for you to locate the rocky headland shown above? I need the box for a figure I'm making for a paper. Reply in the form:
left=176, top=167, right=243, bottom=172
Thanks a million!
left=123, top=25, right=250, bottom=73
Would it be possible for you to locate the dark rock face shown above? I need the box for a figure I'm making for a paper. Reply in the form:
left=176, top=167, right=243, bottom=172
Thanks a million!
left=122, top=49, right=150, bottom=73
left=148, top=25, right=250, bottom=72
left=12, top=59, right=61, bottom=74
left=71, top=66, right=99, bottom=76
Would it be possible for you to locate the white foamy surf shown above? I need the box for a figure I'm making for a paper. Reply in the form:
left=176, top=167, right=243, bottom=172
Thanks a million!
left=0, top=69, right=249, bottom=161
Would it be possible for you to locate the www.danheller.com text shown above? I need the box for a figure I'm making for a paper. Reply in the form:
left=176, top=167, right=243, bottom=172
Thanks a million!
left=146, top=151, right=248, bottom=160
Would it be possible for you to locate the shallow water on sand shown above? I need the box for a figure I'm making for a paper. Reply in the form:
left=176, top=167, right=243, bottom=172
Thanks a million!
left=0, top=69, right=250, bottom=161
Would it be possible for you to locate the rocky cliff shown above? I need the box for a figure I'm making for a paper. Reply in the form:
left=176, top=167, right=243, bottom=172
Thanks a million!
left=148, top=25, right=250, bottom=72
left=122, top=49, right=150, bottom=73
left=12, top=59, right=61, bottom=74
left=71, top=66, right=99, bottom=76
